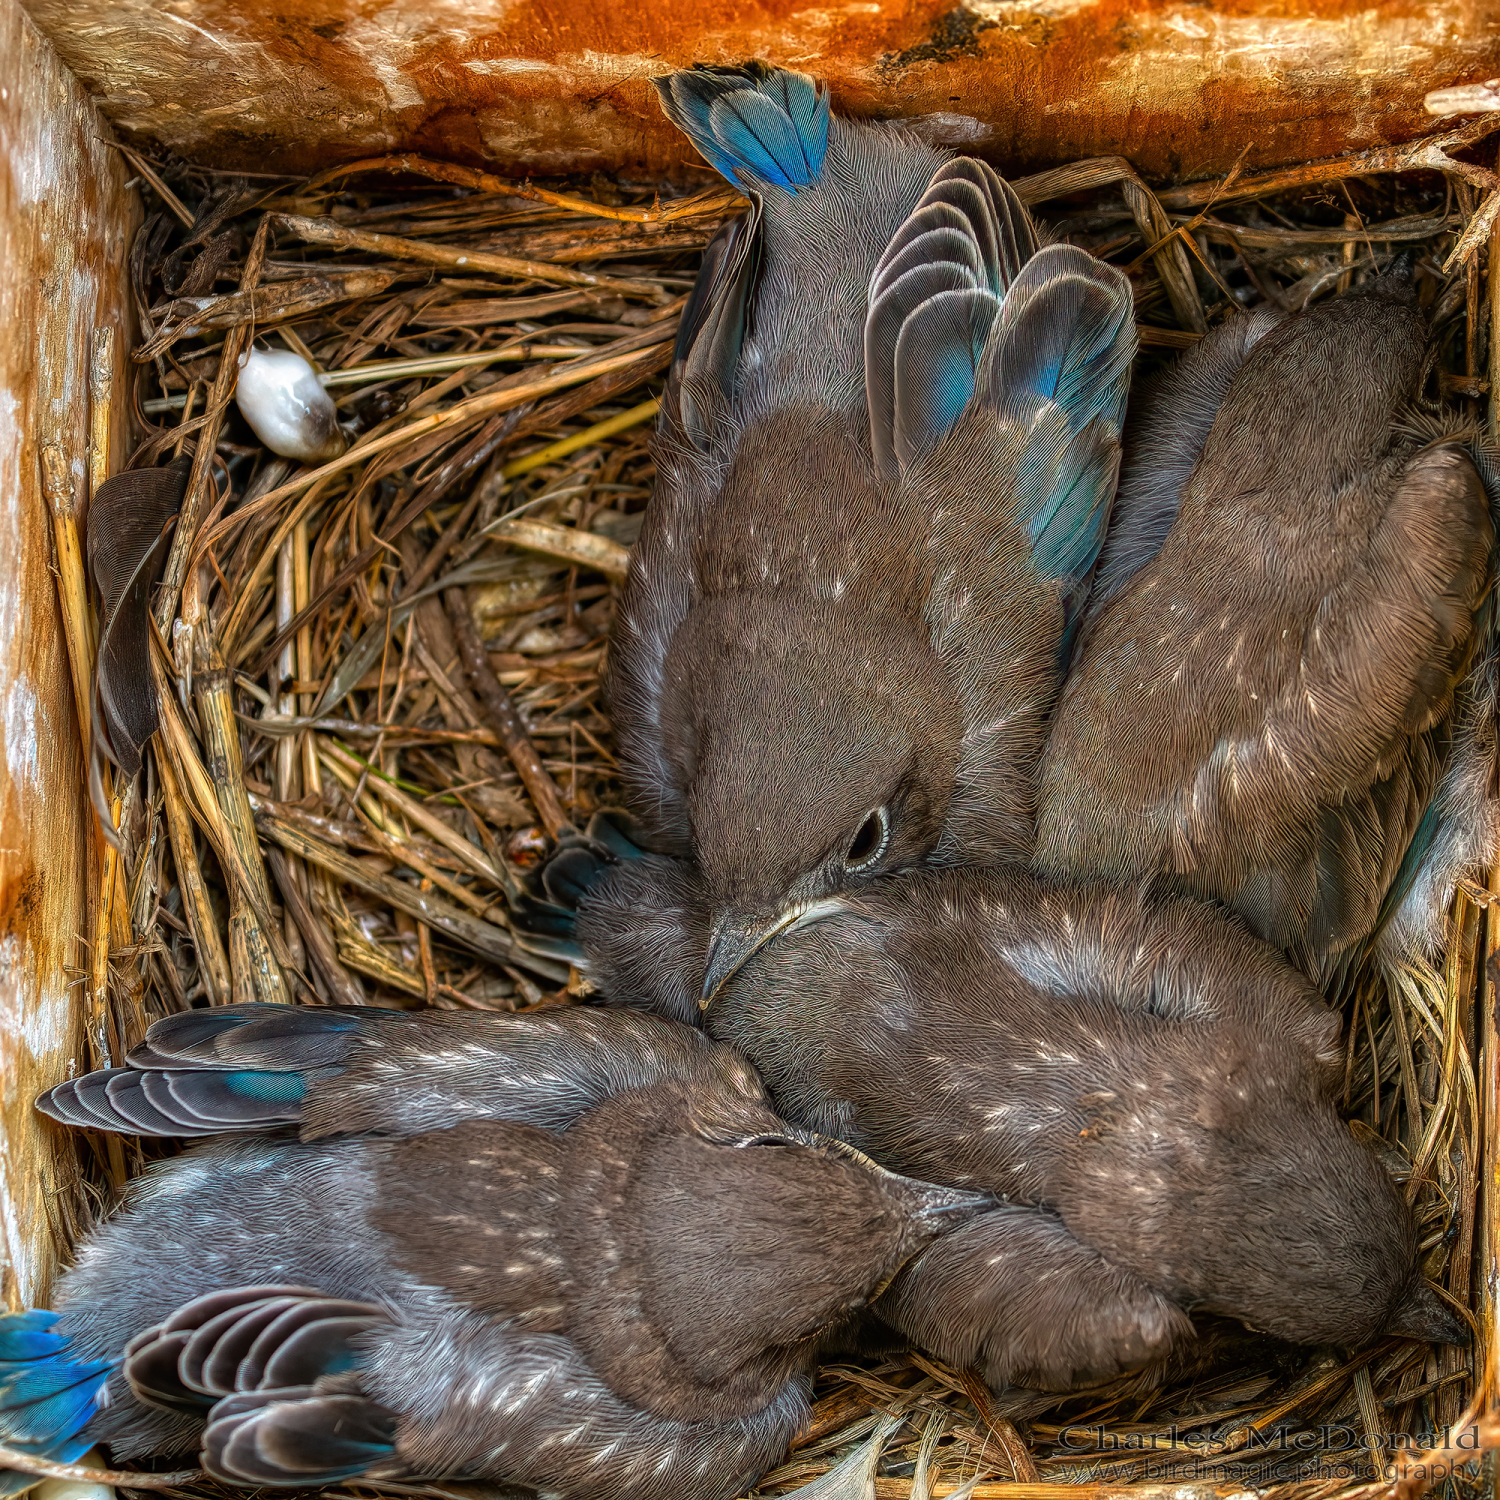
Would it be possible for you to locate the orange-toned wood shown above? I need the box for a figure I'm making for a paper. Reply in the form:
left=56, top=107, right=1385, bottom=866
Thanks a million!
left=18, top=0, right=1500, bottom=183
left=0, top=0, right=136, bottom=1308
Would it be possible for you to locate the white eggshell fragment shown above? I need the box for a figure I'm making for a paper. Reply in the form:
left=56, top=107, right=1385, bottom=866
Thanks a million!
left=28, top=1475, right=115, bottom=1500
left=234, top=347, right=346, bottom=463
left=20, top=1447, right=115, bottom=1500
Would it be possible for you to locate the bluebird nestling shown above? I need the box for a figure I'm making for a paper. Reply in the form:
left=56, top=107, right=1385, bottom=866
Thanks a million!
left=582, top=862, right=1461, bottom=1392
left=1034, top=279, right=1499, bottom=986
left=18, top=1005, right=982, bottom=1497
left=599, top=64, right=1136, bottom=1002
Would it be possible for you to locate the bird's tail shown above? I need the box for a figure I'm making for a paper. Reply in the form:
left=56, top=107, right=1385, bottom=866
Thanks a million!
left=654, top=63, right=829, bottom=192
left=0, top=1311, right=115, bottom=1494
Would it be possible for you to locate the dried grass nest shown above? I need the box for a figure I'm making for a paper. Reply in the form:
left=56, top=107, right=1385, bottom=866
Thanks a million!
left=38, top=108, right=1500, bottom=1500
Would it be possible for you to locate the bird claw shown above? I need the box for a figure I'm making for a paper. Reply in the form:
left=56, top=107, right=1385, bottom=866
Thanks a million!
left=543, top=845, right=612, bottom=909
left=505, top=888, right=583, bottom=939
left=540, top=810, right=651, bottom=911
left=502, top=810, right=650, bottom=942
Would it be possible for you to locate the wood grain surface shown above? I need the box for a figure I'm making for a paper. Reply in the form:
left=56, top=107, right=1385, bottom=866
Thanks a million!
left=17, top=0, right=1500, bottom=183
left=0, top=0, right=136, bottom=1309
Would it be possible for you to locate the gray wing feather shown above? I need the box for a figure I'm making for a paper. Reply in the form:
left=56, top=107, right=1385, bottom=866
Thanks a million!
left=866, top=158, right=1038, bottom=480
left=1090, top=307, right=1283, bottom=611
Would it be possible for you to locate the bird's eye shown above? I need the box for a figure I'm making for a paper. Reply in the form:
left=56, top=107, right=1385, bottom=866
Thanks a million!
left=845, top=807, right=889, bottom=872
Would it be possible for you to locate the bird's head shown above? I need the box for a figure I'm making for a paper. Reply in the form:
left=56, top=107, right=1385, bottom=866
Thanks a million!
left=560, top=1080, right=992, bottom=1421
left=660, top=598, right=963, bottom=1006
left=1067, top=1044, right=1466, bottom=1353
left=1196, top=1099, right=1465, bottom=1350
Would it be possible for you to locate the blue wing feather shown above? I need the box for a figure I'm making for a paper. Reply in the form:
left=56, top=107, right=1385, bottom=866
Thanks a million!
left=971, top=244, right=1136, bottom=586
left=222, top=1070, right=309, bottom=1102
left=865, top=158, right=1041, bottom=480
left=1021, top=423, right=1124, bottom=588
left=0, top=1310, right=114, bottom=1491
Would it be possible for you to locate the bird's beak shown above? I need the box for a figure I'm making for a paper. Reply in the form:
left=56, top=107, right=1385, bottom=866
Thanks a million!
left=700, top=898, right=846, bottom=1008
left=700, top=913, right=794, bottom=1009
left=1386, top=1279, right=1467, bottom=1345
left=913, top=1187, right=995, bottom=1226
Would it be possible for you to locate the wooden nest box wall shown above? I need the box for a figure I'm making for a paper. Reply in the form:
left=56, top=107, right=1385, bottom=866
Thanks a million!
left=3, top=0, right=1500, bottom=1492
left=10, top=0, right=1500, bottom=180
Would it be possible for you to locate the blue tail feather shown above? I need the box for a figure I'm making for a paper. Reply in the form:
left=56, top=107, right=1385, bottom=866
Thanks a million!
left=0, top=1312, right=115, bottom=1489
left=0, top=1371, right=109, bottom=1446
left=0, top=1312, right=68, bottom=1364
left=2, top=1431, right=98, bottom=1463
left=655, top=65, right=829, bottom=192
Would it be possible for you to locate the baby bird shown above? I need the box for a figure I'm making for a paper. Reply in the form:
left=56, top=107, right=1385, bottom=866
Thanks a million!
left=582, top=862, right=1460, bottom=1393
left=601, top=64, right=1135, bottom=1001
left=21, top=1006, right=980, bottom=1498
left=1034, top=279, right=1498, bottom=986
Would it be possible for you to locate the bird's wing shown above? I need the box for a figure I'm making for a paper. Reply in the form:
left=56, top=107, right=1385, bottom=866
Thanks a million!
left=864, top=157, right=1038, bottom=481
left=864, top=168, right=1134, bottom=860
left=369, top=1121, right=570, bottom=1325
left=361, top=1307, right=791, bottom=1498
left=203, top=1387, right=398, bottom=1487
left=603, top=206, right=763, bottom=852
left=35, top=1004, right=752, bottom=1141
left=664, top=203, right=764, bottom=457
left=877, top=1204, right=1191, bottom=1393
left=88, top=457, right=190, bottom=776
left=36, top=1063, right=320, bottom=1138
left=865, top=163, right=1132, bottom=588
left=1357, top=441, right=1500, bottom=973
left=958, top=243, right=1137, bottom=591
left=65, top=1284, right=400, bottom=1487
left=298, top=1005, right=756, bottom=1139
left=1376, top=608, right=1500, bottom=968
left=651, top=65, right=833, bottom=456
left=1201, top=438, right=1490, bottom=853
left=1088, top=308, right=1283, bottom=612
left=123, top=1285, right=384, bottom=1409
left=35, top=1004, right=398, bottom=1138
left=1038, top=437, right=1493, bottom=978
left=1237, top=731, right=1448, bottom=987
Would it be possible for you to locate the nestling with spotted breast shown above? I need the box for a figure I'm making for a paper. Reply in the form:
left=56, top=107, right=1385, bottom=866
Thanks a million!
left=573, top=62, right=1136, bottom=1008
left=14, top=1004, right=983, bottom=1499
left=577, top=859, right=1462, bottom=1394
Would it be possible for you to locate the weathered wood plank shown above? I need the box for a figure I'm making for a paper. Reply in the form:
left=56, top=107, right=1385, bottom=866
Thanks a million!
left=0, top=0, right=136, bottom=1308
left=17, top=0, right=1500, bottom=183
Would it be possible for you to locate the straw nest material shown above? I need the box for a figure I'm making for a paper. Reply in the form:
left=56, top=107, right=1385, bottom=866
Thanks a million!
left=37, top=109, right=1500, bottom=1500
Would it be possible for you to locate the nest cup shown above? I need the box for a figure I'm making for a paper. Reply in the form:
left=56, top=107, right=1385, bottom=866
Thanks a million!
left=5, top=11, right=1500, bottom=1498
